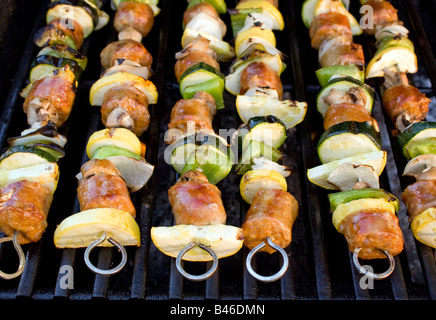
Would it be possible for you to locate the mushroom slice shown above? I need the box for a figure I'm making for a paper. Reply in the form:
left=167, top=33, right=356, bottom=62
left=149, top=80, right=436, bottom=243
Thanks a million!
left=403, top=154, right=436, bottom=181
left=327, top=163, right=380, bottom=191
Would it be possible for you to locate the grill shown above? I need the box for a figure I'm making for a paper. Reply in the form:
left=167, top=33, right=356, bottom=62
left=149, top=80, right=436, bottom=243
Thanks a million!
left=0, top=0, right=436, bottom=301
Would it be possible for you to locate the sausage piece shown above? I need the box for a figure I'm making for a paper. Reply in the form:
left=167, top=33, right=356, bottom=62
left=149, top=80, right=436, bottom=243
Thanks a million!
left=0, top=180, right=53, bottom=244
left=309, top=12, right=352, bottom=50
left=362, top=0, right=399, bottom=35
left=168, top=170, right=226, bottom=226
left=323, top=103, right=378, bottom=131
left=242, top=189, right=298, bottom=254
left=382, top=84, right=430, bottom=131
left=337, top=209, right=403, bottom=259
left=101, top=84, right=150, bottom=136
left=77, top=159, right=136, bottom=217
left=402, top=180, right=436, bottom=223
left=114, top=2, right=154, bottom=37
left=319, top=38, right=364, bottom=68
left=240, top=61, right=283, bottom=99
left=100, top=39, right=153, bottom=69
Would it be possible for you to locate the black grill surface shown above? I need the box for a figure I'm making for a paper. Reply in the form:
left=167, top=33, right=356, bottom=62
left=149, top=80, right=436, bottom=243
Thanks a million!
left=0, top=0, right=435, bottom=304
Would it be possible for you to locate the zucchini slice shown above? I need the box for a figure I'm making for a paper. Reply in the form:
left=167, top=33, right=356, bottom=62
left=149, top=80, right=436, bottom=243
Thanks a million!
left=328, top=188, right=399, bottom=213
left=301, top=0, right=318, bottom=28
left=236, top=95, right=307, bottom=129
left=179, top=62, right=225, bottom=109
left=235, top=140, right=282, bottom=175
left=0, top=145, right=57, bottom=170
left=169, top=132, right=233, bottom=184
left=37, top=45, right=88, bottom=71
left=317, top=121, right=382, bottom=163
left=316, top=76, right=375, bottom=117
left=315, top=65, right=365, bottom=88
left=241, top=115, right=287, bottom=152
left=30, top=55, right=83, bottom=81
left=366, top=45, right=417, bottom=79
left=398, top=122, right=436, bottom=159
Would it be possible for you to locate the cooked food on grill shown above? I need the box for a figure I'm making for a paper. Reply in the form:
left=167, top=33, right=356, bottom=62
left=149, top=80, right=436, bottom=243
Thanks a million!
left=100, top=39, right=153, bottom=70
left=151, top=170, right=243, bottom=261
left=329, top=189, right=403, bottom=260
left=114, top=1, right=155, bottom=41
left=318, top=37, right=364, bottom=68
left=240, top=61, right=283, bottom=99
left=323, top=102, right=378, bottom=131
left=21, top=66, right=76, bottom=129
left=309, top=11, right=352, bottom=50
left=77, top=159, right=136, bottom=217
left=360, top=0, right=399, bottom=35
left=242, top=189, right=298, bottom=254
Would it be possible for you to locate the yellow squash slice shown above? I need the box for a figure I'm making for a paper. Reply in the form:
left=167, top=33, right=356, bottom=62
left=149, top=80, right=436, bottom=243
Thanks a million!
left=86, top=128, right=142, bottom=159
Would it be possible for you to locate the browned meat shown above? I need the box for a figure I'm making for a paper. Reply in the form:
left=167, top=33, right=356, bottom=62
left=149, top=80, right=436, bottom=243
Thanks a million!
left=323, top=103, right=378, bottom=130
left=309, top=12, right=352, bottom=50
left=183, top=2, right=219, bottom=26
left=319, top=38, right=364, bottom=68
left=402, top=180, right=436, bottom=223
left=100, top=39, right=153, bottom=69
left=51, top=18, right=84, bottom=49
left=362, top=0, right=399, bottom=35
left=77, top=159, right=136, bottom=217
left=174, top=35, right=220, bottom=82
left=382, top=84, right=430, bottom=131
left=23, top=65, right=76, bottom=128
left=101, top=85, right=150, bottom=136
left=240, top=61, right=283, bottom=99
left=166, top=91, right=216, bottom=144
left=337, top=210, right=404, bottom=259
left=242, top=189, right=298, bottom=254
left=0, top=180, right=53, bottom=244
left=168, top=170, right=226, bottom=226
left=114, top=2, right=155, bottom=37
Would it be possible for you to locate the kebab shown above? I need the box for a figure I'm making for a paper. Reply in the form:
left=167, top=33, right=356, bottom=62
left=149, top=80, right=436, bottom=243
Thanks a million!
left=21, top=0, right=109, bottom=130
left=360, top=0, right=436, bottom=250
left=54, top=0, right=158, bottom=275
left=218, top=0, right=304, bottom=282
left=0, top=0, right=109, bottom=279
left=151, top=0, right=244, bottom=281
left=303, top=0, right=404, bottom=279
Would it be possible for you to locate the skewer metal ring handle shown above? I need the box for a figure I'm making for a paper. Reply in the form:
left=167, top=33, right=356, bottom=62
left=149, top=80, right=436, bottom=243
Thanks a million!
left=0, top=231, right=25, bottom=280
left=84, top=232, right=127, bottom=276
left=246, top=236, right=289, bottom=282
left=176, top=242, right=219, bottom=281
left=353, top=247, right=395, bottom=280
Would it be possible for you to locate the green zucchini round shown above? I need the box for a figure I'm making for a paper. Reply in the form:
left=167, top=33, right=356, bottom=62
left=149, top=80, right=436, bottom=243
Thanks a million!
left=397, top=122, right=436, bottom=159
left=317, top=121, right=382, bottom=163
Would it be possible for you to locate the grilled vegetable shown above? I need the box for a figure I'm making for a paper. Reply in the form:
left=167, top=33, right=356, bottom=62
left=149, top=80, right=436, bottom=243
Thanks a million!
left=187, top=0, right=227, bottom=14
left=411, top=208, right=436, bottom=248
left=234, top=26, right=281, bottom=58
left=317, top=121, right=382, bottom=163
left=235, top=0, right=285, bottom=31
left=89, top=71, right=158, bottom=106
left=240, top=115, right=287, bottom=152
left=366, top=45, right=417, bottom=79
left=86, top=128, right=142, bottom=158
left=8, top=122, right=67, bottom=149
left=307, top=150, right=387, bottom=190
left=315, top=65, right=365, bottom=88
left=151, top=224, right=243, bottom=261
left=316, top=76, right=375, bottom=117
left=36, top=45, right=88, bottom=71
left=398, top=122, right=436, bottom=159
left=403, top=154, right=436, bottom=181
left=0, top=145, right=57, bottom=169
left=240, top=169, right=287, bottom=204
left=234, top=140, right=282, bottom=175
left=53, top=208, right=141, bottom=248
left=179, top=62, right=225, bottom=109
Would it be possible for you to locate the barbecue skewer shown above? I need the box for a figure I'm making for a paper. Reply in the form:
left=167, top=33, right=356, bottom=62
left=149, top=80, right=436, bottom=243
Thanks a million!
left=303, top=0, right=405, bottom=280
left=53, top=0, right=158, bottom=275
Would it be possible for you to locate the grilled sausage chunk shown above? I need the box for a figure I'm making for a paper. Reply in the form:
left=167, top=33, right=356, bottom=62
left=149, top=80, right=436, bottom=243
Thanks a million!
left=23, top=66, right=76, bottom=128
left=101, top=85, right=150, bottom=136
left=114, top=2, right=155, bottom=38
left=77, top=159, right=136, bottom=217
left=0, top=180, right=53, bottom=244
left=361, top=0, right=399, bottom=35
left=242, top=189, right=298, bottom=254
left=337, top=209, right=403, bottom=259
left=323, top=103, right=378, bottom=131
left=309, top=12, right=352, bottom=50
left=319, top=37, right=364, bottom=68
left=166, top=91, right=216, bottom=144
left=174, top=35, right=220, bottom=82
left=402, top=180, right=436, bottom=223
left=382, top=84, right=430, bottom=131
left=240, top=61, right=283, bottom=99
left=168, top=170, right=226, bottom=226
left=100, top=39, right=153, bottom=69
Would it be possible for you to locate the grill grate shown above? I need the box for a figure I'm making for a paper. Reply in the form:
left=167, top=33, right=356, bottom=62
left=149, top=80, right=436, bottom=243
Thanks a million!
left=0, top=0, right=435, bottom=301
